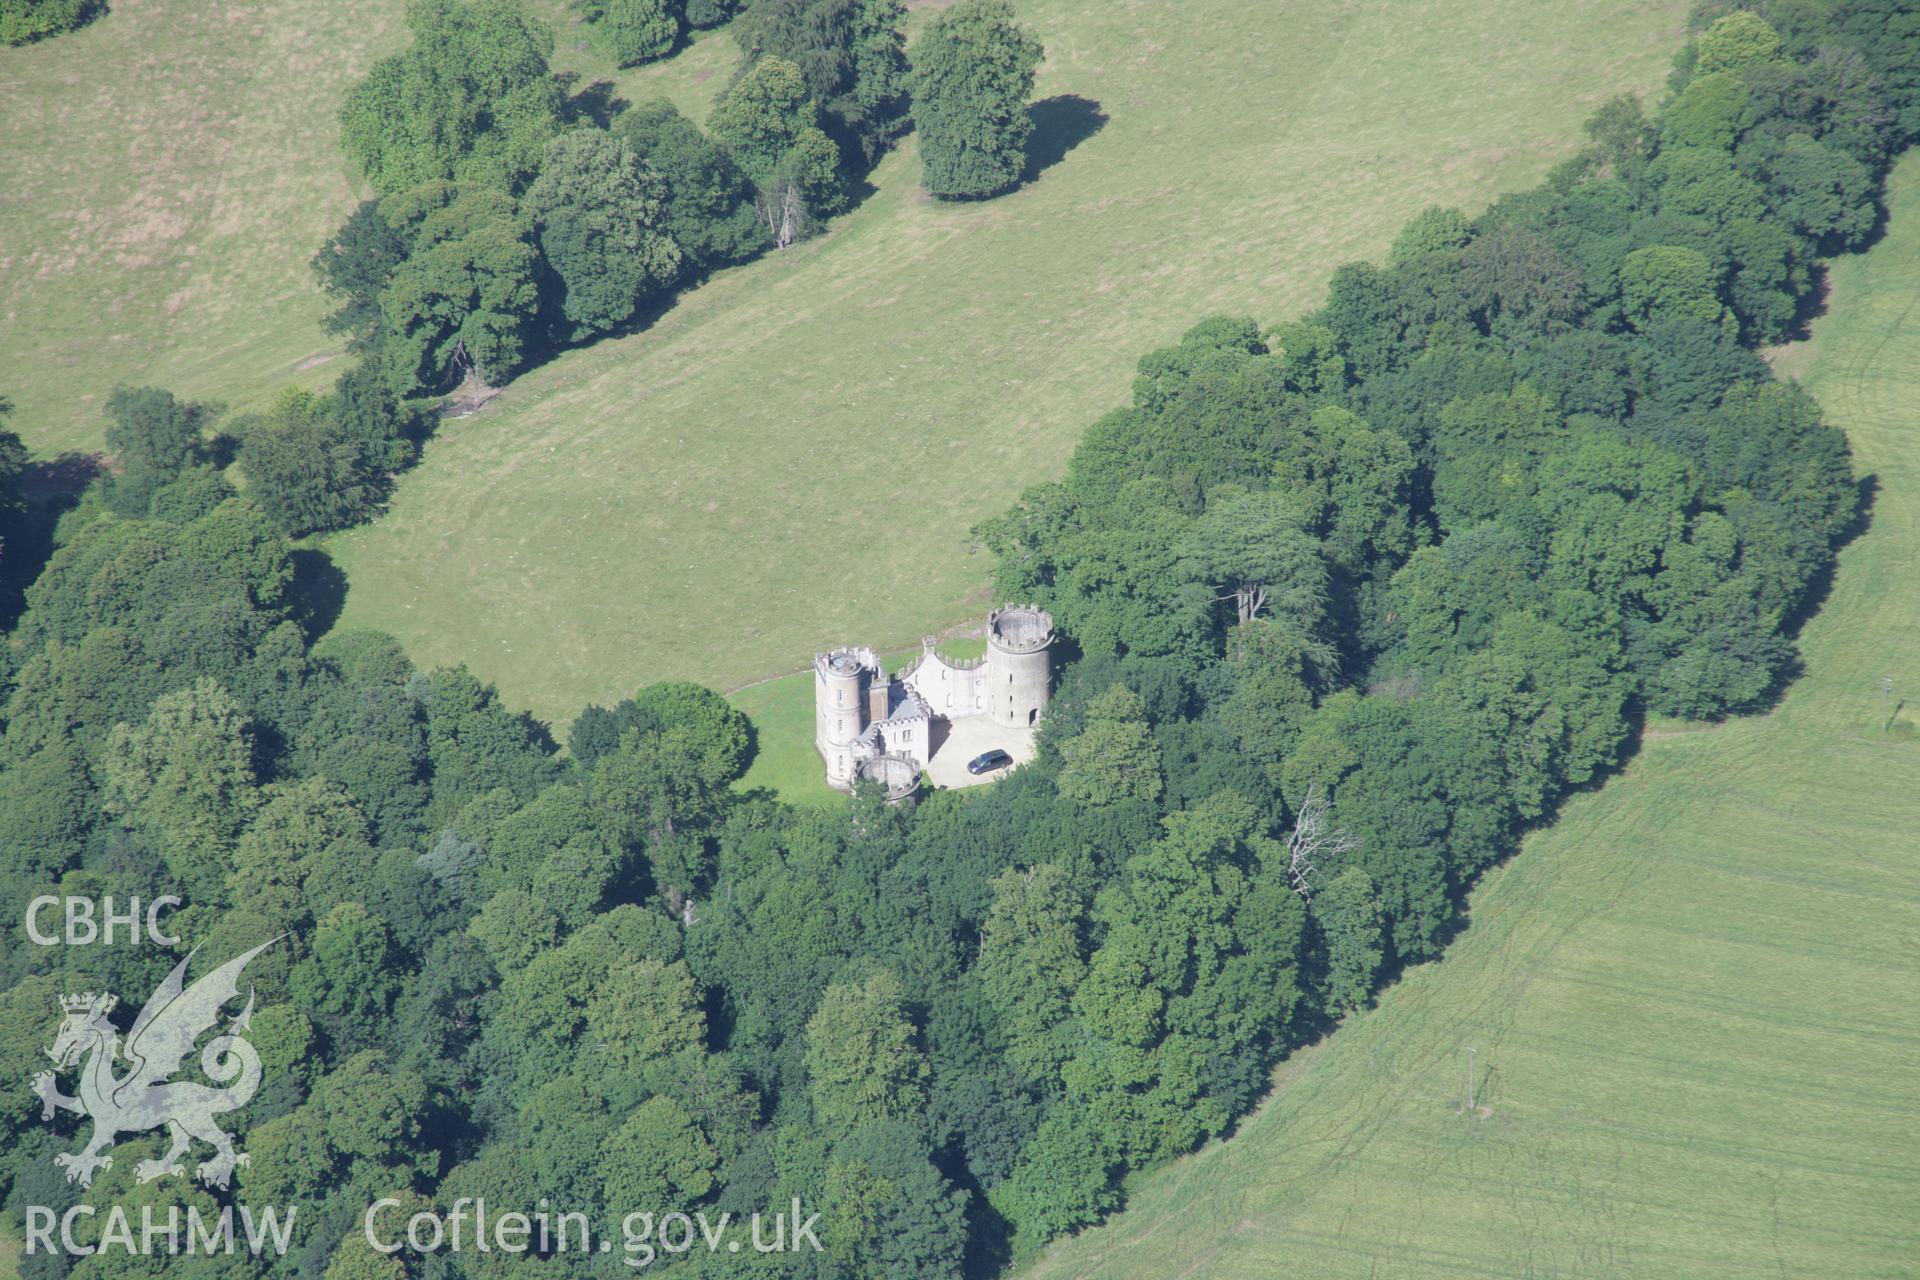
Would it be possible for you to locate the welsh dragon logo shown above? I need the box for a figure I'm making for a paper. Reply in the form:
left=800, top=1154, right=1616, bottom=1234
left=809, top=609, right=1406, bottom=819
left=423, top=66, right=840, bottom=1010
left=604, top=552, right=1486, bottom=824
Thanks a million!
left=31, top=939, right=279, bottom=1190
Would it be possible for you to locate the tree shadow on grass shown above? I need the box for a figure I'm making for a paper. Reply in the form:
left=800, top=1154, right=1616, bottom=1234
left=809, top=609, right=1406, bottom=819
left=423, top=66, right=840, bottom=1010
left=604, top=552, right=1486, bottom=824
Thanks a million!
left=565, top=77, right=630, bottom=130
left=1022, top=94, right=1108, bottom=185
left=289, top=547, right=348, bottom=641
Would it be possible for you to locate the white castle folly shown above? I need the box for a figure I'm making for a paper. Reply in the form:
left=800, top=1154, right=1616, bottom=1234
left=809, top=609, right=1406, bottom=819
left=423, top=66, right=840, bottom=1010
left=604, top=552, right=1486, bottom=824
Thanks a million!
left=815, top=605, right=1054, bottom=796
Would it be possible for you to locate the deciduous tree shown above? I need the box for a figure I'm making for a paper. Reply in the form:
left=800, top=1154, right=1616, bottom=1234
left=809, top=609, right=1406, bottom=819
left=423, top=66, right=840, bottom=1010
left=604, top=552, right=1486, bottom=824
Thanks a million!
left=907, top=0, right=1043, bottom=199
left=524, top=130, right=684, bottom=339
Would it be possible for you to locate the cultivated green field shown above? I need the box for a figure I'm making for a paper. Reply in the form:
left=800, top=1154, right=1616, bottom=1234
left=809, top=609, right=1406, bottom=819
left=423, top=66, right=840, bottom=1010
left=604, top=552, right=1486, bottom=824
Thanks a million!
left=1016, top=155, right=1920, bottom=1280
left=308, top=0, right=1688, bottom=725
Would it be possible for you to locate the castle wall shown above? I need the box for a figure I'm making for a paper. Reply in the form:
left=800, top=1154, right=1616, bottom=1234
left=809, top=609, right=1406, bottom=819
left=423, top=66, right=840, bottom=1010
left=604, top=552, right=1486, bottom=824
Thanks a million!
left=868, top=715, right=932, bottom=769
left=900, top=652, right=988, bottom=718
left=818, top=613, right=1052, bottom=789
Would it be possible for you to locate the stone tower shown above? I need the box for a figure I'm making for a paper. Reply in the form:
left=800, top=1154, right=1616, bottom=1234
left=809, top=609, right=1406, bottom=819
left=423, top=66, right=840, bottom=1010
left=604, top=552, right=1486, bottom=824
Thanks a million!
left=985, top=604, right=1054, bottom=729
left=815, top=646, right=878, bottom=788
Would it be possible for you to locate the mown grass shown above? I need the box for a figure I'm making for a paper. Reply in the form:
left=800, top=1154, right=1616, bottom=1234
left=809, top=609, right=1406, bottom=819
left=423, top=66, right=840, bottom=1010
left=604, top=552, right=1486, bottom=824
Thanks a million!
left=2, top=1, right=1687, bottom=729
left=0, top=0, right=736, bottom=453
left=310, top=0, right=1689, bottom=727
left=0, top=0, right=405, bottom=445
left=1016, top=154, right=1920, bottom=1280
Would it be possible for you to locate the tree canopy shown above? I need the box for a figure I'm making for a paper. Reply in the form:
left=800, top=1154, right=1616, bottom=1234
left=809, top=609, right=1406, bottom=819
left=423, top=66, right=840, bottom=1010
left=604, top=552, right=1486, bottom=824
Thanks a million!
left=339, top=0, right=566, bottom=196
left=908, top=0, right=1044, bottom=199
left=0, top=0, right=1907, bottom=1274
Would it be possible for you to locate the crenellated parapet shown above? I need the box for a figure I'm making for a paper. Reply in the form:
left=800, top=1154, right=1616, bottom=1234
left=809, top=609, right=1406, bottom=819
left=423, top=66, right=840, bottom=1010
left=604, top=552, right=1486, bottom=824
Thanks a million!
left=816, top=610, right=1056, bottom=789
left=985, top=604, right=1054, bottom=728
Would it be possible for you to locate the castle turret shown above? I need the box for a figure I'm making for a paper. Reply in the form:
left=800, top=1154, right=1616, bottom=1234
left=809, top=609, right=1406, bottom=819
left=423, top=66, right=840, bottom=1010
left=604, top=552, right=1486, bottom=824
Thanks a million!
left=985, top=604, right=1054, bottom=729
left=815, top=647, right=877, bottom=788
left=854, top=753, right=921, bottom=804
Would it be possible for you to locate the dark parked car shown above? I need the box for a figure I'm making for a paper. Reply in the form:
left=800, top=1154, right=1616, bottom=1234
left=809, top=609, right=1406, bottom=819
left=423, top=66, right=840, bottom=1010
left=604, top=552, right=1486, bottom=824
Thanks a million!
left=967, top=749, right=1014, bottom=775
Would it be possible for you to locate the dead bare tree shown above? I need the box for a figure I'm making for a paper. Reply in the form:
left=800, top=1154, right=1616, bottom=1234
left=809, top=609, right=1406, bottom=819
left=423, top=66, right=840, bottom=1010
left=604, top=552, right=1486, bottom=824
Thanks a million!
left=761, top=180, right=807, bottom=250
left=1217, top=579, right=1268, bottom=627
left=442, top=337, right=501, bottom=418
left=1286, top=783, right=1357, bottom=900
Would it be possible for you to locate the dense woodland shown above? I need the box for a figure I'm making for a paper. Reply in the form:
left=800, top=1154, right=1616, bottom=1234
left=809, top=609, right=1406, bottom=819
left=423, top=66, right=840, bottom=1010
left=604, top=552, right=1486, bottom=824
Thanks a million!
left=0, top=0, right=1914, bottom=1276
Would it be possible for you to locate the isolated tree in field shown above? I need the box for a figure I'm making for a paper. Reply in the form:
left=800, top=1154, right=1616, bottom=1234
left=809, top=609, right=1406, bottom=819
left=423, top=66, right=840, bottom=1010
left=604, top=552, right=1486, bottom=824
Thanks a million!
left=907, top=0, right=1043, bottom=199
left=339, top=0, right=565, bottom=195
left=524, top=131, right=684, bottom=339
left=573, top=0, right=679, bottom=67
left=102, top=386, right=203, bottom=517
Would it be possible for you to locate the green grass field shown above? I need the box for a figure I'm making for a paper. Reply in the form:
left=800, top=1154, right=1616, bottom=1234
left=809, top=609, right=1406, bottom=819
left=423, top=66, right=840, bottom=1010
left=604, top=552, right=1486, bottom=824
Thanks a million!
left=0, top=0, right=401, bottom=442
left=306, top=0, right=1687, bottom=727
left=1014, top=154, right=1920, bottom=1280
left=2, top=0, right=1688, bottom=728
left=0, top=0, right=732, bottom=453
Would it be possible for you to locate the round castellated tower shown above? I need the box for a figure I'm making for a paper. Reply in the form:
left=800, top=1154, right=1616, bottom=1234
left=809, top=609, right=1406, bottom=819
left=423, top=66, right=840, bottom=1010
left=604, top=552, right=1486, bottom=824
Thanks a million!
left=986, top=604, right=1054, bottom=729
left=815, top=649, right=870, bottom=788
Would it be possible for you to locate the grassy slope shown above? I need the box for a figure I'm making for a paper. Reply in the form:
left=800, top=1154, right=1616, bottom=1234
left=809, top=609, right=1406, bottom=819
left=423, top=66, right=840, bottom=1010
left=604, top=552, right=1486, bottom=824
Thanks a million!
left=316, top=0, right=1689, bottom=727
left=1017, top=155, right=1920, bottom=1280
left=0, top=0, right=405, bottom=445
left=1, top=0, right=1686, bottom=728
left=0, top=0, right=724, bottom=454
